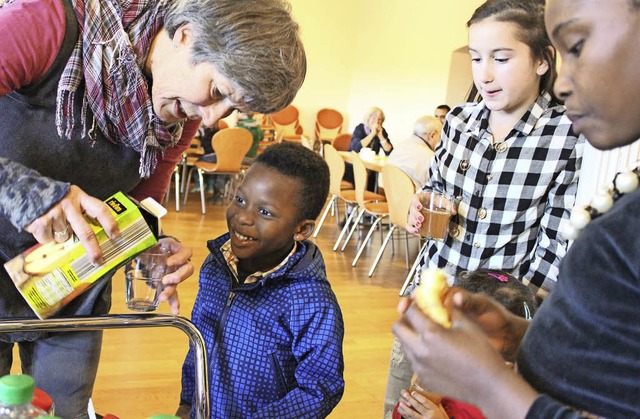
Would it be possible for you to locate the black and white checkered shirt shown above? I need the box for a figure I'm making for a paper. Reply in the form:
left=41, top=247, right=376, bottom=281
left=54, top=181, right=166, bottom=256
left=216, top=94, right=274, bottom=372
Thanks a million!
left=421, top=93, right=584, bottom=300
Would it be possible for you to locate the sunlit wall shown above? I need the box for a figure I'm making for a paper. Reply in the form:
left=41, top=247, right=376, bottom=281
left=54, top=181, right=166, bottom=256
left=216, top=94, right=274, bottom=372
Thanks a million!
left=288, top=0, right=483, bottom=142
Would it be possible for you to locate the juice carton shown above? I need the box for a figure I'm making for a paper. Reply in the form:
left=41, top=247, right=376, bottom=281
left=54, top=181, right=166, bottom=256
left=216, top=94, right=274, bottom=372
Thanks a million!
left=3, top=192, right=162, bottom=319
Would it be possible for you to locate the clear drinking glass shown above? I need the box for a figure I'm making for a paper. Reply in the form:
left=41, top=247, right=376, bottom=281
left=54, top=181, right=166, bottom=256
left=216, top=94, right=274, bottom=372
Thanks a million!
left=124, top=252, right=168, bottom=312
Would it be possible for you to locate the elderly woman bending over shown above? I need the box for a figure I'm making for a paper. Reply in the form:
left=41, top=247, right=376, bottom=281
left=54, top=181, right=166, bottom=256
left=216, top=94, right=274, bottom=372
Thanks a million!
left=0, top=0, right=305, bottom=416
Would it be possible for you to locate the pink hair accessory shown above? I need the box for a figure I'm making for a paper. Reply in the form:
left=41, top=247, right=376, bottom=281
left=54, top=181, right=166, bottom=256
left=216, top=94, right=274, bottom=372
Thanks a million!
left=488, top=273, right=509, bottom=282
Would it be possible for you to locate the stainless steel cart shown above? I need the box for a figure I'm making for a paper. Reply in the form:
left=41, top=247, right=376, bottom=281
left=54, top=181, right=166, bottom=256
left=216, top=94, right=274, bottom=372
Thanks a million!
left=0, top=314, right=209, bottom=419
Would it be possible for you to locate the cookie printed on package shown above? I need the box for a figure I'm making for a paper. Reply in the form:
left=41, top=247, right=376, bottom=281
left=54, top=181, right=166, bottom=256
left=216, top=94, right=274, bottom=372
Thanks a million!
left=4, top=192, right=161, bottom=319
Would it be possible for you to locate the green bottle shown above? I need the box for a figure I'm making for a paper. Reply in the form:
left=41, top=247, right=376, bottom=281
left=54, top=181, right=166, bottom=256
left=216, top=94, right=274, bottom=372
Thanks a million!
left=0, top=374, right=48, bottom=417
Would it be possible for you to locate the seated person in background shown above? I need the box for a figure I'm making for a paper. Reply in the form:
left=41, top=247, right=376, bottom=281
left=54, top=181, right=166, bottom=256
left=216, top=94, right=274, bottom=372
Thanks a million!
left=434, top=105, right=451, bottom=124
left=393, top=269, right=537, bottom=419
left=387, top=115, right=443, bottom=189
left=344, top=106, right=393, bottom=191
left=177, top=142, right=345, bottom=418
left=235, top=111, right=264, bottom=164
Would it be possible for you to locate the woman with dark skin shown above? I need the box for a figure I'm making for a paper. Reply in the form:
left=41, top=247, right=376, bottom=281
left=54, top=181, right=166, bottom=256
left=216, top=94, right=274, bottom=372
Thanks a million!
left=394, top=1, right=640, bottom=417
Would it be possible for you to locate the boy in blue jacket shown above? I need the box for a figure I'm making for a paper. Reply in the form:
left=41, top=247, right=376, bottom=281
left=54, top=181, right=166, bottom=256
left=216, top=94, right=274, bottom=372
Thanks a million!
left=178, top=142, right=345, bottom=418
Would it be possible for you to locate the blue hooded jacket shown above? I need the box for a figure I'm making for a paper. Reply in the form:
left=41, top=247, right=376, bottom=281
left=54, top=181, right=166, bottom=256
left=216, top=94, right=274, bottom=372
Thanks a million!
left=181, top=233, right=345, bottom=418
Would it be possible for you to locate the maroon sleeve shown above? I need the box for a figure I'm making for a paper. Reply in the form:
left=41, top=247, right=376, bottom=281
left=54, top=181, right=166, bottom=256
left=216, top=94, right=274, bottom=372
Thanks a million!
left=129, top=119, right=201, bottom=203
left=0, top=0, right=66, bottom=95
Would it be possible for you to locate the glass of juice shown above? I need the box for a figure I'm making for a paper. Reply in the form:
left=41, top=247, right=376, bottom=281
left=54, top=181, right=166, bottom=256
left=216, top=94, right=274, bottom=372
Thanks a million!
left=417, top=191, right=453, bottom=241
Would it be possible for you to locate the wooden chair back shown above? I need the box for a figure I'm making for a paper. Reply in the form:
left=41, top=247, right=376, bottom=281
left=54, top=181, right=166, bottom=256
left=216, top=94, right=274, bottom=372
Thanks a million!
left=323, top=144, right=347, bottom=197
left=270, top=104, right=299, bottom=125
left=382, top=164, right=415, bottom=227
left=270, top=105, right=302, bottom=136
left=208, top=128, right=253, bottom=172
left=315, top=108, right=344, bottom=141
left=351, top=152, right=369, bottom=207
left=332, top=133, right=352, bottom=151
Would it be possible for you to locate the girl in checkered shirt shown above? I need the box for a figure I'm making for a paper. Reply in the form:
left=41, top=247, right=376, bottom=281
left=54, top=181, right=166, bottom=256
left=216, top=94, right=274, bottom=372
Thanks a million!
left=406, top=0, right=583, bottom=300
left=385, top=1, right=584, bottom=416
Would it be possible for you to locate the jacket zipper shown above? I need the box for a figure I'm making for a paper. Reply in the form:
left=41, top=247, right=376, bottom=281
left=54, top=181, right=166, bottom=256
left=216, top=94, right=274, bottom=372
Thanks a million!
left=212, top=291, right=235, bottom=354
left=269, top=352, right=288, bottom=396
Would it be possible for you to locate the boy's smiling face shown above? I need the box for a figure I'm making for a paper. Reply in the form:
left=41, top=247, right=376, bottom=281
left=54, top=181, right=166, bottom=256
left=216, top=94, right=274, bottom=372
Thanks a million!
left=226, top=163, right=314, bottom=273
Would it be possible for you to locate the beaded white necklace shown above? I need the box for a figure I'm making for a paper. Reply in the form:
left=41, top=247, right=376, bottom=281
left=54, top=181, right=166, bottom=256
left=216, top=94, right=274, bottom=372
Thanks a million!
left=561, top=165, right=640, bottom=240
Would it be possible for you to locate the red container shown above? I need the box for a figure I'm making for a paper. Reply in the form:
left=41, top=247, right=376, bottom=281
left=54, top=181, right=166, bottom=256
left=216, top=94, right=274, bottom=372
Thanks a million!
left=32, top=387, right=55, bottom=414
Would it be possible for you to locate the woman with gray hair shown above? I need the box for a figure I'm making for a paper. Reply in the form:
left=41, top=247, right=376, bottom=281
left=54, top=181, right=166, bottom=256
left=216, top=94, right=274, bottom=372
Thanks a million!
left=349, top=107, right=393, bottom=155
left=0, top=0, right=305, bottom=416
left=345, top=107, right=394, bottom=191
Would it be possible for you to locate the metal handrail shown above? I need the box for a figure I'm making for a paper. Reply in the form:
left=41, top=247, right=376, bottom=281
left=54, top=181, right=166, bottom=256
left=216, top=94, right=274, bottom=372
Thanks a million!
left=0, top=314, right=209, bottom=419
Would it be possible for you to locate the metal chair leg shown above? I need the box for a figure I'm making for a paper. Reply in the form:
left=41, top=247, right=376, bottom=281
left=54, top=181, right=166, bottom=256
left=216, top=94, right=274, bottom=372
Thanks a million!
left=333, top=200, right=342, bottom=225
left=182, top=166, right=195, bottom=208
left=389, top=219, right=395, bottom=254
left=313, top=196, right=337, bottom=238
left=223, top=175, right=232, bottom=203
left=333, top=206, right=359, bottom=251
left=352, top=215, right=387, bottom=267
left=404, top=231, right=410, bottom=269
left=368, top=225, right=397, bottom=277
left=340, top=209, right=365, bottom=251
left=174, top=169, right=181, bottom=212
left=165, top=170, right=174, bottom=208
left=199, top=170, right=206, bottom=214
left=180, top=157, right=189, bottom=195
left=399, top=240, right=428, bottom=296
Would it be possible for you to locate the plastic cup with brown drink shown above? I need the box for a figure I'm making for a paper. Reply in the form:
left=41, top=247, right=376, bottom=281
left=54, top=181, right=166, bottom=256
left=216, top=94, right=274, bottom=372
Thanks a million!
left=417, top=191, right=453, bottom=241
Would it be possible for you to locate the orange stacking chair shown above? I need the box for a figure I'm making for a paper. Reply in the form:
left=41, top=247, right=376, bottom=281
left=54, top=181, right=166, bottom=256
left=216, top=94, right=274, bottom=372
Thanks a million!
left=183, top=128, right=253, bottom=214
left=332, top=133, right=352, bottom=152
left=314, top=108, right=344, bottom=144
left=270, top=104, right=303, bottom=142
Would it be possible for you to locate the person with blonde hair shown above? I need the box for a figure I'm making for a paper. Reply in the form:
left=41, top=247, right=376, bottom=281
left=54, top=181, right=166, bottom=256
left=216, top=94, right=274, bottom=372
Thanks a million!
left=350, top=107, right=393, bottom=155
left=345, top=107, right=393, bottom=191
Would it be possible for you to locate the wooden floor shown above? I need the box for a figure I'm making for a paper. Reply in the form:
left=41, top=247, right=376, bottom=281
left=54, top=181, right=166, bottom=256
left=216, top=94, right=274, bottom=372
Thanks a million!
left=16, top=194, right=423, bottom=418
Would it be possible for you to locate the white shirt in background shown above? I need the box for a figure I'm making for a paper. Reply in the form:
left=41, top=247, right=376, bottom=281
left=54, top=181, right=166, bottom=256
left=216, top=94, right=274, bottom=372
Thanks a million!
left=387, top=134, right=435, bottom=189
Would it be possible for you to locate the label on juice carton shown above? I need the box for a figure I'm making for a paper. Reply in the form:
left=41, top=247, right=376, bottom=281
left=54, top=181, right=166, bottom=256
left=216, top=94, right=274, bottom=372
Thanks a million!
left=3, top=192, right=159, bottom=319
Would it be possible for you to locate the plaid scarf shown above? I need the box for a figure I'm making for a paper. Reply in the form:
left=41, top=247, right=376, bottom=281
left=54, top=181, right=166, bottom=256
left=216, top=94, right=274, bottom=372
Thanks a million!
left=56, top=0, right=183, bottom=178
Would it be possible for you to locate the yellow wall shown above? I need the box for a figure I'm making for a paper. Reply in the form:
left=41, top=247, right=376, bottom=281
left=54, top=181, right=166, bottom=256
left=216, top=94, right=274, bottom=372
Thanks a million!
left=288, top=0, right=483, bottom=142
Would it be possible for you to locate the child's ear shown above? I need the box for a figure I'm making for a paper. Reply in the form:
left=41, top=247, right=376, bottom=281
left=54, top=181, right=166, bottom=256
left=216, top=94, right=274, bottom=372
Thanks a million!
left=536, top=46, right=554, bottom=76
left=536, top=60, right=549, bottom=76
left=293, top=220, right=316, bottom=242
